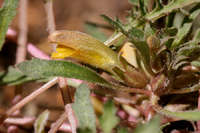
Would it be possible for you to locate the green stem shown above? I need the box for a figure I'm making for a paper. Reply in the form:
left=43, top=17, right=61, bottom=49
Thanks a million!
left=104, top=32, right=126, bottom=46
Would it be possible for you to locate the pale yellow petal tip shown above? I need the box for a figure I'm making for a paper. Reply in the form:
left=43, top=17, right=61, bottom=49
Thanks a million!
left=51, top=46, right=76, bottom=59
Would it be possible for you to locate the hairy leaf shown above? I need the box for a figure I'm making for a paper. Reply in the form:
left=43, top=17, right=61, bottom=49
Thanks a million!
left=17, top=59, right=110, bottom=87
left=159, top=109, right=200, bottom=121
left=173, top=12, right=185, bottom=28
left=192, top=28, right=200, bottom=43
left=129, top=0, right=139, bottom=5
left=133, top=115, right=161, bottom=133
left=129, top=27, right=145, bottom=41
left=177, top=45, right=200, bottom=56
left=101, top=15, right=124, bottom=32
left=139, top=0, right=146, bottom=15
left=163, top=27, right=178, bottom=36
left=171, top=23, right=192, bottom=49
left=145, top=0, right=200, bottom=22
left=72, top=83, right=96, bottom=133
left=0, top=66, right=39, bottom=85
left=144, top=23, right=155, bottom=37
left=8, top=77, right=41, bottom=85
left=172, top=55, right=189, bottom=70
left=117, top=127, right=128, bottom=133
left=1, top=66, right=25, bottom=83
left=189, top=9, right=200, bottom=20
left=34, top=110, right=49, bottom=133
left=0, top=0, right=18, bottom=50
left=191, top=60, right=200, bottom=67
left=99, top=100, right=119, bottom=133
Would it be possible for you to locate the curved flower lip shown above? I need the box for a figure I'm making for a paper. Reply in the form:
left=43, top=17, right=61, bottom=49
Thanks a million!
left=48, top=30, right=125, bottom=73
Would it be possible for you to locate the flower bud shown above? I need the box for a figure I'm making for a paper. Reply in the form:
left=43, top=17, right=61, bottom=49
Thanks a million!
left=49, top=30, right=125, bottom=73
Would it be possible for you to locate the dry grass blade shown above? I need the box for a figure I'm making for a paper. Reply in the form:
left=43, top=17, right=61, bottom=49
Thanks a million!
left=6, top=77, right=58, bottom=116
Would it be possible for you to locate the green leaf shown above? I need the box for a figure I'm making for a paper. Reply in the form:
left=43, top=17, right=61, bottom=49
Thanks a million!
left=117, top=127, right=128, bottom=133
left=145, top=0, right=200, bottom=22
left=34, top=110, right=49, bottom=133
left=192, top=28, right=200, bottom=43
left=139, top=0, right=146, bottom=15
left=191, top=60, right=200, bottom=67
left=155, top=0, right=162, bottom=9
left=133, top=115, right=161, bottom=133
left=129, top=27, right=144, bottom=41
left=171, top=55, right=189, bottom=70
left=101, top=15, right=124, bottom=32
left=0, top=0, right=18, bottom=50
left=173, top=12, right=185, bottom=28
left=177, top=45, right=200, bottom=57
left=129, top=0, right=139, bottom=5
left=144, top=23, right=155, bottom=37
left=17, top=59, right=110, bottom=87
left=159, top=109, right=200, bottom=121
left=163, top=37, right=174, bottom=49
left=165, top=12, right=176, bottom=28
left=171, top=23, right=192, bottom=49
left=163, top=27, right=178, bottom=36
left=189, top=9, right=200, bottom=20
left=0, top=66, right=39, bottom=85
left=1, top=66, right=25, bottom=83
left=8, top=77, right=40, bottom=85
left=72, top=83, right=96, bottom=133
left=99, top=100, right=119, bottom=133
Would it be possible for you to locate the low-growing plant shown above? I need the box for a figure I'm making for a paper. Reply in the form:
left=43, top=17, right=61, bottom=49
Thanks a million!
left=1, top=0, right=200, bottom=133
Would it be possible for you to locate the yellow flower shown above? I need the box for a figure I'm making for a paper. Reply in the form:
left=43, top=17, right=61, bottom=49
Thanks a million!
left=49, top=30, right=125, bottom=73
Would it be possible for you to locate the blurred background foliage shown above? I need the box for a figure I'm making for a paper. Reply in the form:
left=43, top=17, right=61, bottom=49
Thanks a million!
left=0, top=0, right=132, bottom=123
left=0, top=0, right=131, bottom=53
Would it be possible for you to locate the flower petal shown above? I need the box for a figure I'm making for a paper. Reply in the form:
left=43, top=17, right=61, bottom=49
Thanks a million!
left=51, top=46, right=76, bottom=59
left=49, top=30, right=125, bottom=73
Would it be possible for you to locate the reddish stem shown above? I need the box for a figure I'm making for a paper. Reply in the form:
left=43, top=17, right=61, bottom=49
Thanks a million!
left=16, top=0, right=28, bottom=64
left=27, top=43, right=50, bottom=60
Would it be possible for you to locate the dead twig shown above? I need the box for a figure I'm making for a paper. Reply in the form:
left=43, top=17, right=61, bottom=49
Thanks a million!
left=5, top=117, right=35, bottom=127
left=48, top=112, right=68, bottom=133
left=65, top=104, right=77, bottom=133
left=6, top=77, right=58, bottom=116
